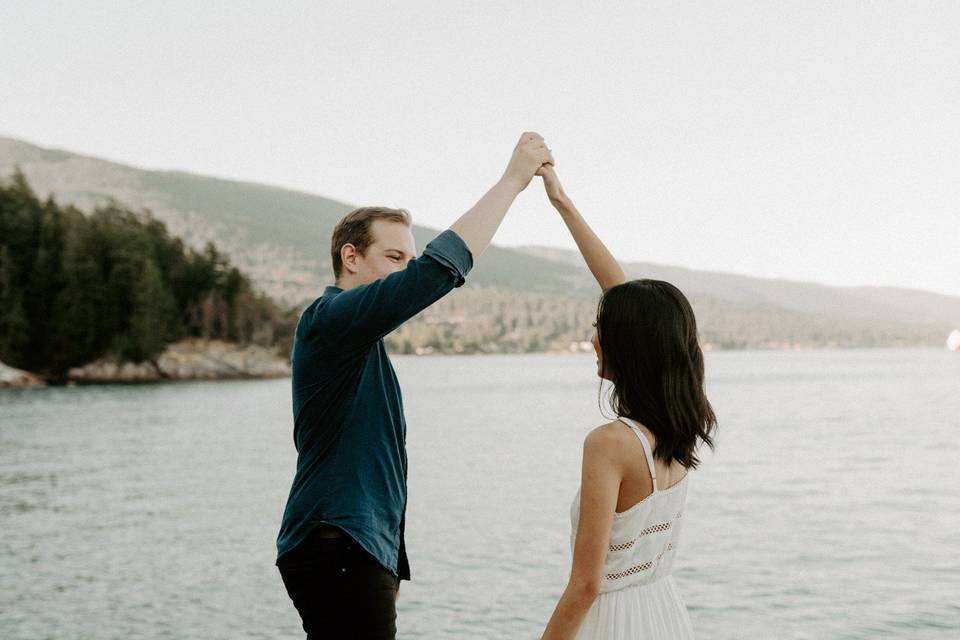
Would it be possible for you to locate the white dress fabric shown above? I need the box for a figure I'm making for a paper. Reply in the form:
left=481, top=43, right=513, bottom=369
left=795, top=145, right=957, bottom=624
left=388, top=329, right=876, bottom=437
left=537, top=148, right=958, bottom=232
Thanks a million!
left=570, top=417, right=695, bottom=639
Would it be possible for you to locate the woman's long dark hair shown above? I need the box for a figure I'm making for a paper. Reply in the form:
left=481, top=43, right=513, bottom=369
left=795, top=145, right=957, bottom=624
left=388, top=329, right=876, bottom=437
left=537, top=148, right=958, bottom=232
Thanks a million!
left=596, top=279, right=716, bottom=469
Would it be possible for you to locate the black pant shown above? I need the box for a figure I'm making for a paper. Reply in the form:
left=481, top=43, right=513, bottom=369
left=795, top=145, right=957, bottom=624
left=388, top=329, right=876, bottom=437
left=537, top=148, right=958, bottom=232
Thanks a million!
left=278, top=531, right=399, bottom=640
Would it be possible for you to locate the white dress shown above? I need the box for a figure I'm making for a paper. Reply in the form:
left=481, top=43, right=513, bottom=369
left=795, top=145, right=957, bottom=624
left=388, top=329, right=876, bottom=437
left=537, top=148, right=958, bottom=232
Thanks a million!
left=570, top=417, right=695, bottom=639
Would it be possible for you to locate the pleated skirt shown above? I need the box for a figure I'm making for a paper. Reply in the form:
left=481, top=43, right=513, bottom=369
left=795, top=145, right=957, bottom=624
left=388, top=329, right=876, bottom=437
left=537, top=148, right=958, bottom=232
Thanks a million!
left=575, top=575, right=695, bottom=639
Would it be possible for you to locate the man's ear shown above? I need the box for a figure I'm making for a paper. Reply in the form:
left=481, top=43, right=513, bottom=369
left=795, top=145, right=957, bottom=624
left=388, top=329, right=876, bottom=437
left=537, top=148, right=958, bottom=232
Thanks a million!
left=340, top=243, right=360, bottom=275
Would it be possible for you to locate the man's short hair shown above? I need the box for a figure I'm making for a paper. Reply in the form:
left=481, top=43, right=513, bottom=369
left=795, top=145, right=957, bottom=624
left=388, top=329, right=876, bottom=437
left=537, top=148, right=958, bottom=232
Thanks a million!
left=331, top=207, right=413, bottom=280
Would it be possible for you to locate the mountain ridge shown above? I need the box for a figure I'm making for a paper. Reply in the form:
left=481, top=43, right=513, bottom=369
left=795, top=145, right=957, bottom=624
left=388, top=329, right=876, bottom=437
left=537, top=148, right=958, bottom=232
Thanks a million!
left=2, top=135, right=956, bottom=349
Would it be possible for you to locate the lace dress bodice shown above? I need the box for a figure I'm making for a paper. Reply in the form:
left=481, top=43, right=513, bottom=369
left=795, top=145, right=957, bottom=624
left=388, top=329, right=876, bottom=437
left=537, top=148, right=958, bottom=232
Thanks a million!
left=570, top=416, right=689, bottom=594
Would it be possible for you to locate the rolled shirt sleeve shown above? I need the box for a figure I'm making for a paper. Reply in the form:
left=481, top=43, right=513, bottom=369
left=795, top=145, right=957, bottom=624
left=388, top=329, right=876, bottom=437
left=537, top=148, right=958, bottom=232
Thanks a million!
left=419, top=228, right=472, bottom=288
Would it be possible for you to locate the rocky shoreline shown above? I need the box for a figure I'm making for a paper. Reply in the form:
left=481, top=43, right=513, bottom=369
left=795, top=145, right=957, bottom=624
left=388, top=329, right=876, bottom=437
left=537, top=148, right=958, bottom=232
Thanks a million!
left=0, top=360, right=47, bottom=388
left=0, top=339, right=291, bottom=388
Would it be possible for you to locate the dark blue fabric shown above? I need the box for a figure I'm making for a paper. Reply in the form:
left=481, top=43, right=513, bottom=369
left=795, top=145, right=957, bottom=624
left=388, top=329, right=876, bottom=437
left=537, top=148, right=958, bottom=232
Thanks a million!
left=277, top=229, right=473, bottom=579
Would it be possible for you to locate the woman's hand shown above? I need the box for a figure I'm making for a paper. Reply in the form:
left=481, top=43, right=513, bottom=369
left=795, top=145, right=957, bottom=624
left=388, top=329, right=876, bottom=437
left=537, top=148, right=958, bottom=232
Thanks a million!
left=536, top=164, right=569, bottom=208
left=501, top=132, right=554, bottom=193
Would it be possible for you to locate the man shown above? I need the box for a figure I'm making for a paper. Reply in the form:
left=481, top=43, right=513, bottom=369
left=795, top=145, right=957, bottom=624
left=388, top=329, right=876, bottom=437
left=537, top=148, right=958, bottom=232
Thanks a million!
left=277, top=132, right=553, bottom=639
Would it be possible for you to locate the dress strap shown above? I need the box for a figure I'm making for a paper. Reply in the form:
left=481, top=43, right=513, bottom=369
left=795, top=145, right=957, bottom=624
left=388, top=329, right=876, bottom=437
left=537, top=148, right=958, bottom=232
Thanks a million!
left=617, top=417, right=657, bottom=492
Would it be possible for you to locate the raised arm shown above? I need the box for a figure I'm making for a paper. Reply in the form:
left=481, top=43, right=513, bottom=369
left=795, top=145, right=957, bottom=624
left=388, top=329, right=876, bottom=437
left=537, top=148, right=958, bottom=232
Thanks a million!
left=311, top=132, right=552, bottom=350
left=537, top=165, right=626, bottom=291
left=451, top=131, right=553, bottom=258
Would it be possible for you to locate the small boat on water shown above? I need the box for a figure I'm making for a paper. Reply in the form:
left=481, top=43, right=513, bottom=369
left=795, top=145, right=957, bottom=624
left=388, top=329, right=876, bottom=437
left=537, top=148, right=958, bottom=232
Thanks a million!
left=948, top=330, right=960, bottom=352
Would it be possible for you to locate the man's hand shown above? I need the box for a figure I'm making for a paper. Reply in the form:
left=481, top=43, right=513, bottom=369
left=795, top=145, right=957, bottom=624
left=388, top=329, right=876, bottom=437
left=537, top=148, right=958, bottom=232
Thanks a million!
left=536, top=164, right=569, bottom=208
left=500, top=132, right=554, bottom=193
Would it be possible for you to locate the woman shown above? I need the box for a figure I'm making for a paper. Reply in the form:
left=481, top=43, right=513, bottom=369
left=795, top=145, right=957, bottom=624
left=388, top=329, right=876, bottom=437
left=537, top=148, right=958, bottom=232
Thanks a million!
left=536, top=165, right=716, bottom=639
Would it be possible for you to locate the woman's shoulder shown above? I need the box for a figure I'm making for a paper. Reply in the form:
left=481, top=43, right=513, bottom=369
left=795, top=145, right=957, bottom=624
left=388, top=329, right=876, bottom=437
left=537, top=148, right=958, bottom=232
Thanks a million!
left=583, top=419, right=636, bottom=459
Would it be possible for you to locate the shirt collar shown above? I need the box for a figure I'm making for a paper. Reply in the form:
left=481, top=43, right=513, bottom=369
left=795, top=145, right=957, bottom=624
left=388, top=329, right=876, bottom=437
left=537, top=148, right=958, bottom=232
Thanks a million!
left=323, top=285, right=344, bottom=296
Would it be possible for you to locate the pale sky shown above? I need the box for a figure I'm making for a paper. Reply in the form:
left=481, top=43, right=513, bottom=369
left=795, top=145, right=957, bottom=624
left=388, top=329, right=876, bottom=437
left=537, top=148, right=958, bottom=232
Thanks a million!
left=2, top=1, right=958, bottom=295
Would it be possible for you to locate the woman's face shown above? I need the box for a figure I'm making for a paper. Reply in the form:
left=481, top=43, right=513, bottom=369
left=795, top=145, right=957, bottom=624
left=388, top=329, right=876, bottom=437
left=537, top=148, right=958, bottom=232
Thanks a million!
left=591, top=324, right=606, bottom=379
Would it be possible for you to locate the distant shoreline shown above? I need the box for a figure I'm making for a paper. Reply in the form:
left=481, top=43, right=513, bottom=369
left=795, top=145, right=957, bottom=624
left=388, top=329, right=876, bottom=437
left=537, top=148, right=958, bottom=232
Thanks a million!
left=4, top=345, right=953, bottom=389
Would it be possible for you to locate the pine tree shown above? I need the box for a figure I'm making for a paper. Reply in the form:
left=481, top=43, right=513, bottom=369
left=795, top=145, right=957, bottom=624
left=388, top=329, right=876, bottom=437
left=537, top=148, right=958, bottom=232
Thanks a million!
left=47, top=227, right=109, bottom=376
left=23, top=199, right=68, bottom=370
left=0, top=246, right=30, bottom=365
left=120, top=258, right=178, bottom=362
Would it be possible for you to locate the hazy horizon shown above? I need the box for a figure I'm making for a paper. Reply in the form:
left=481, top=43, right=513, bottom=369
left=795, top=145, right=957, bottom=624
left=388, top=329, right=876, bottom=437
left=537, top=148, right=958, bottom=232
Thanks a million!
left=2, top=2, right=957, bottom=296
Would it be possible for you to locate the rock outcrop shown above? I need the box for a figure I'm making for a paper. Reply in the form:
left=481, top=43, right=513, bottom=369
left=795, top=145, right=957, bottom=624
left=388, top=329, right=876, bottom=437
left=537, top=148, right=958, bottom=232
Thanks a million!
left=0, top=360, right=47, bottom=388
left=66, top=339, right=290, bottom=383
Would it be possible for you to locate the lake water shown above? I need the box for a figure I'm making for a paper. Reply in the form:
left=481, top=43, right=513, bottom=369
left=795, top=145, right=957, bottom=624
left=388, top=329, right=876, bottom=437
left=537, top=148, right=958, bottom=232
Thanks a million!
left=1, top=350, right=959, bottom=639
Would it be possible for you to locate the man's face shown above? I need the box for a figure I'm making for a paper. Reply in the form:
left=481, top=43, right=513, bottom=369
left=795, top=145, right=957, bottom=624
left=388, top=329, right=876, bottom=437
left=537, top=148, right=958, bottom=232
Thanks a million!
left=351, top=219, right=417, bottom=286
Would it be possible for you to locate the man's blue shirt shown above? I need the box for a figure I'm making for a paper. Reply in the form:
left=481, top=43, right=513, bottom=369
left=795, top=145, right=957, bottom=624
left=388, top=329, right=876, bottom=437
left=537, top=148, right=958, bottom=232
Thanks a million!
left=277, top=229, right=473, bottom=579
